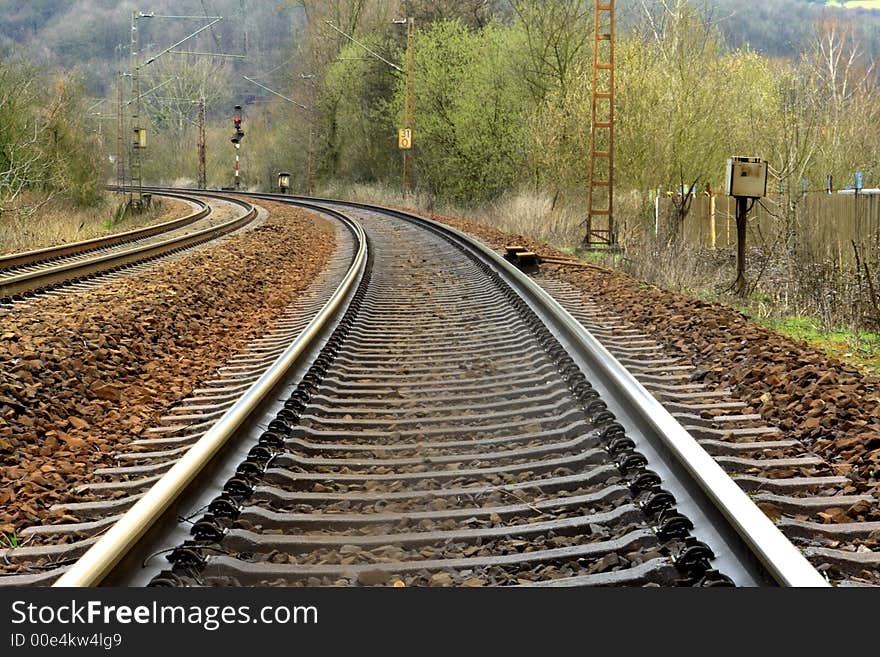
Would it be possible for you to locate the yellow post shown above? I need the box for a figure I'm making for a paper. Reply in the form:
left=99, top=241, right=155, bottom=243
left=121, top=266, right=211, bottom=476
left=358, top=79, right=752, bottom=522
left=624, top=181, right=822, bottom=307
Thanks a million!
left=709, top=193, right=716, bottom=249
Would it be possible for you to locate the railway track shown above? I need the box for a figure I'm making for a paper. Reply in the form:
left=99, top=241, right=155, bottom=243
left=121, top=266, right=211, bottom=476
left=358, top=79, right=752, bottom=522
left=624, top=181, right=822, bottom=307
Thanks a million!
left=536, top=276, right=880, bottom=584
left=0, top=192, right=256, bottom=302
left=0, top=191, right=830, bottom=587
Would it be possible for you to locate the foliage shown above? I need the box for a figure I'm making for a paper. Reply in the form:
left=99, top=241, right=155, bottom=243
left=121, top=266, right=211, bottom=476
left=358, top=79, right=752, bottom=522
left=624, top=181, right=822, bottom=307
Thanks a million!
left=0, top=532, right=20, bottom=548
left=5, top=0, right=880, bottom=215
left=386, top=20, right=530, bottom=203
left=617, top=3, right=781, bottom=193
left=0, top=0, right=301, bottom=98
left=0, top=59, right=103, bottom=215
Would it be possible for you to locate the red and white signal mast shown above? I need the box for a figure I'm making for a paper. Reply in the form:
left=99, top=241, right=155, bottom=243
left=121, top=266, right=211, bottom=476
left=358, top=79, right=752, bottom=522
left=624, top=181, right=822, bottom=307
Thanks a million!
left=231, top=104, right=245, bottom=189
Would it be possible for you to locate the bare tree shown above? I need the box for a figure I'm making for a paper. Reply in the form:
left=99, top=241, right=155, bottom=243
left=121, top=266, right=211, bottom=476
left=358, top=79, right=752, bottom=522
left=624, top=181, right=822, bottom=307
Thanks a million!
left=144, top=58, right=229, bottom=136
left=803, top=16, right=878, bottom=178
left=510, top=0, right=592, bottom=102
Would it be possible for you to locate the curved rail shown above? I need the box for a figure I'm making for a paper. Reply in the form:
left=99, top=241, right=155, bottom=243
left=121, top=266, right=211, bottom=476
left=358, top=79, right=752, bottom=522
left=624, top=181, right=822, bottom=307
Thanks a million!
left=66, top=188, right=827, bottom=587
left=52, top=203, right=367, bottom=587
left=0, top=193, right=254, bottom=299
left=305, top=198, right=827, bottom=587
left=0, top=194, right=208, bottom=271
left=231, top=191, right=826, bottom=587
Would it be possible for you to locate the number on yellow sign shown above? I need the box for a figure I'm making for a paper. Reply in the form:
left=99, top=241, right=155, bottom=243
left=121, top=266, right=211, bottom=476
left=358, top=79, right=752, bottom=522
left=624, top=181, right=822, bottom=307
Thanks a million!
left=398, top=128, right=412, bottom=150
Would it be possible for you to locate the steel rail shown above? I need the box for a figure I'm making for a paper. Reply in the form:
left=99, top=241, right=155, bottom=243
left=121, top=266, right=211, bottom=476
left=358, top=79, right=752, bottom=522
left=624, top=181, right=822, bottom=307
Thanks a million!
left=133, top=188, right=828, bottom=586
left=0, top=194, right=208, bottom=271
left=1, top=194, right=254, bottom=298
left=305, top=198, right=828, bottom=587
left=53, top=203, right=367, bottom=587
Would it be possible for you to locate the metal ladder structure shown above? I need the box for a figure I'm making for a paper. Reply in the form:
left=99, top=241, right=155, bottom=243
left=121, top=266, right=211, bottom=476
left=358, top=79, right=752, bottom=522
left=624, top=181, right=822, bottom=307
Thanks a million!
left=116, top=73, right=125, bottom=193
left=129, top=10, right=144, bottom=208
left=583, top=1, right=616, bottom=248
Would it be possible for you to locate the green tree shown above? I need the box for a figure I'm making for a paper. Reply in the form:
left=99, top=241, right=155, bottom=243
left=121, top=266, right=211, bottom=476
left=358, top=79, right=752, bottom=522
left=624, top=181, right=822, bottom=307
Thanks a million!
left=385, top=20, right=529, bottom=203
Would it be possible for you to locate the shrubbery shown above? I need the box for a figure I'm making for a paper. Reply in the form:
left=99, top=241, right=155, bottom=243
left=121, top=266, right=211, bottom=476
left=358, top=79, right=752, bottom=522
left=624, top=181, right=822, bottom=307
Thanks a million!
left=0, top=59, right=103, bottom=214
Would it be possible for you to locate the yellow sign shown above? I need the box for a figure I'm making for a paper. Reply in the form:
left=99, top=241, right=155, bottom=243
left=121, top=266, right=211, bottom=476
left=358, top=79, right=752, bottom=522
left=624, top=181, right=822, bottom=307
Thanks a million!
left=398, top=128, right=412, bottom=150
left=133, top=127, right=147, bottom=149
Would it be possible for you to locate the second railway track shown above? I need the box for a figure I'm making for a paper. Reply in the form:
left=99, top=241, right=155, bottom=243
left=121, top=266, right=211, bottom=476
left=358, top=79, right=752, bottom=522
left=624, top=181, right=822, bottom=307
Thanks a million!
left=0, top=192, right=256, bottom=302
left=2, top=192, right=830, bottom=587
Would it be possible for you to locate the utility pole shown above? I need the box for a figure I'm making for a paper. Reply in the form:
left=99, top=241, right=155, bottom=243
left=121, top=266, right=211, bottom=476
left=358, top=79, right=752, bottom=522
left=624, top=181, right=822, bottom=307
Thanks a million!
left=116, top=73, right=125, bottom=193
left=393, top=17, right=415, bottom=196
left=129, top=10, right=140, bottom=208
left=402, top=16, right=415, bottom=197
left=307, top=126, right=314, bottom=195
left=122, top=11, right=226, bottom=205
left=129, top=11, right=157, bottom=209
left=198, top=97, right=207, bottom=188
left=583, top=1, right=616, bottom=249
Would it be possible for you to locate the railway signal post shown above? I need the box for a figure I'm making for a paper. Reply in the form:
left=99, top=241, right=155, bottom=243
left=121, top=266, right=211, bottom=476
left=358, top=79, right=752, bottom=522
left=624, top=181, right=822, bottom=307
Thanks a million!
left=231, top=105, right=245, bottom=190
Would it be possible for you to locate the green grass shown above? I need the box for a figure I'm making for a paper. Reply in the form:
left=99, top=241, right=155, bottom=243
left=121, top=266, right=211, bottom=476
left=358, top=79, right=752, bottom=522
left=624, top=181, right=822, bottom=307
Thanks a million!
left=565, top=245, right=623, bottom=267
left=0, top=532, right=21, bottom=549
left=757, top=316, right=880, bottom=374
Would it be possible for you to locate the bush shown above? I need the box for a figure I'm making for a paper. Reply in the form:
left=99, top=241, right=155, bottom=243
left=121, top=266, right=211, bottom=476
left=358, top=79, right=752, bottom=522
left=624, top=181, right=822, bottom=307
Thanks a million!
left=0, top=59, right=103, bottom=214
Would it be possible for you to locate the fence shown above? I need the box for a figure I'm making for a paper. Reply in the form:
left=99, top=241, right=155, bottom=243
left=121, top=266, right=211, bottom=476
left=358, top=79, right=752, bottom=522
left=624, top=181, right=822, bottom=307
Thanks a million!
left=647, top=192, right=880, bottom=263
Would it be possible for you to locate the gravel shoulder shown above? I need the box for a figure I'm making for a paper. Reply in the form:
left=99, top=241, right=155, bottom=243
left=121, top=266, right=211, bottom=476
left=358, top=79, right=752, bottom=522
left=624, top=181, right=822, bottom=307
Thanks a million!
left=420, top=209, right=880, bottom=508
left=0, top=201, right=335, bottom=538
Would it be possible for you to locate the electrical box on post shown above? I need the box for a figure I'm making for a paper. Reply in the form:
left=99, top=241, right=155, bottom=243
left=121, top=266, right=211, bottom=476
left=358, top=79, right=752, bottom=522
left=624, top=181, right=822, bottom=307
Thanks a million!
left=725, top=157, right=767, bottom=198
left=278, top=172, right=291, bottom=194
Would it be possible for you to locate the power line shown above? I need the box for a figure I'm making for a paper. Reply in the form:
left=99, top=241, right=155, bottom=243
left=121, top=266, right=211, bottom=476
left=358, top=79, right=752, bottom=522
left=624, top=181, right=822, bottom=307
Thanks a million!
left=241, top=76, right=309, bottom=110
left=324, top=20, right=403, bottom=73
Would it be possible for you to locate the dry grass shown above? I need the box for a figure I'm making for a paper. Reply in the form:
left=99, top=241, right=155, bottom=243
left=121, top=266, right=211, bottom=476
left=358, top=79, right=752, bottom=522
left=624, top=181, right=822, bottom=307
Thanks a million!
left=0, top=193, right=189, bottom=255
left=324, top=181, right=880, bottom=375
left=317, top=182, right=586, bottom=248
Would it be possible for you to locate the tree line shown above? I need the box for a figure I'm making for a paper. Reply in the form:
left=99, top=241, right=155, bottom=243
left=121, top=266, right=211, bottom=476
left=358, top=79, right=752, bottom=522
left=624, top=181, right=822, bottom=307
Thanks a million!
left=3, top=0, right=879, bottom=225
left=229, top=0, right=877, bottom=210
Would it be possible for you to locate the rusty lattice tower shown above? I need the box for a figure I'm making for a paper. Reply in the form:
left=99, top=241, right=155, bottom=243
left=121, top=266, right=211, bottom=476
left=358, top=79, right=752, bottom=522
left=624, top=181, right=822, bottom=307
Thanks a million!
left=584, top=1, right=616, bottom=248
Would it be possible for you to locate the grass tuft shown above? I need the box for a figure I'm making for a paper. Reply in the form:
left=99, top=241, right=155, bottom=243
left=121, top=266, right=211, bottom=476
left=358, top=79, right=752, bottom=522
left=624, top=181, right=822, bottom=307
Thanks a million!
left=0, top=532, right=20, bottom=549
left=756, top=315, right=880, bottom=374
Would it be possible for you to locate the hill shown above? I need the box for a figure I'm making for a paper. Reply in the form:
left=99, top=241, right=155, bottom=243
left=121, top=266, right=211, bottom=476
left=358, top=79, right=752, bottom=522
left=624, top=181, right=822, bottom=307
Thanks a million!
left=0, top=0, right=301, bottom=96
left=697, top=0, right=880, bottom=57
left=2, top=0, right=879, bottom=91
